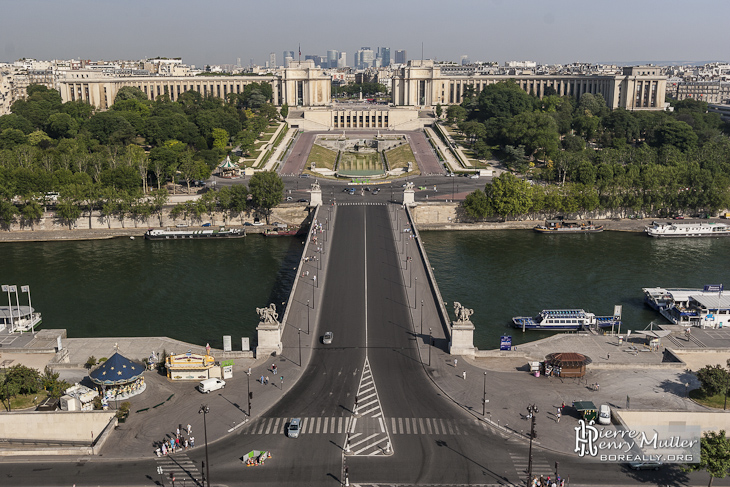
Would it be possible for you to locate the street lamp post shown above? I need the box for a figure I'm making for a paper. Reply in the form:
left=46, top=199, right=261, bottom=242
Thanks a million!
left=298, top=328, right=302, bottom=367
left=246, top=371, right=251, bottom=416
left=420, top=300, right=424, bottom=335
left=526, top=404, right=538, bottom=486
left=414, top=277, right=418, bottom=309
left=483, top=371, right=487, bottom=416
left=307, top=299, right=310, bottom=334
left=199, top=405, right=211, bottom=487
left=428, top=328, right=432, bottom=366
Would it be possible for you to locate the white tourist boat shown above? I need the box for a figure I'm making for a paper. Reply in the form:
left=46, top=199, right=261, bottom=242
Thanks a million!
left=512, top=309, right=620, bottom=332
left=645, top=221, right=730, bottom=238
left=145, top=227, right=245, bottom=240
left=0, top=305, right=42, bottom=333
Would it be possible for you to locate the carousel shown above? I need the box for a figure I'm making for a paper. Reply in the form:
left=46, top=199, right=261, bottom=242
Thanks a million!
left=89, top=352, right=146, bottom=408
left=218, top=155, right=241, bottom=178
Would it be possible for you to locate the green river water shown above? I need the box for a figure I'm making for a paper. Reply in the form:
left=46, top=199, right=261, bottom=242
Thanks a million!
left=2, top=230, right=729, bottom=350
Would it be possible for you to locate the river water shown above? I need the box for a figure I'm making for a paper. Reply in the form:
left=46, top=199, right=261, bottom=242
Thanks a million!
left=3, top=230, right=729, bottom=350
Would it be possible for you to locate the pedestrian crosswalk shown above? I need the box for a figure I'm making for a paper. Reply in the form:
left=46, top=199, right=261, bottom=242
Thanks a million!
left=155, top=453, right=201, bottom=483
left=336, top=202, right=386, bottom=206
left=508, top=452, right=555, bottom=477
left=347, top=357, right=392, bottom=455
left=242, top=416, right=481, bottom=437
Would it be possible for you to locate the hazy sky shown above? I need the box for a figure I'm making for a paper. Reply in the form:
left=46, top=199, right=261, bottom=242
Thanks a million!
left=1, top=0, right=728, bottom=67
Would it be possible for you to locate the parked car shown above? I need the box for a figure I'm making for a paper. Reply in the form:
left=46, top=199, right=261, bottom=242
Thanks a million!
left=299, top=174, right=310, bottom=178
left=598, top=404, right=611, bottom=425
left=287, top=418, right=301, bottom=438
left=323, top=331, right=333, bottom=344
left=297, top=198, right=308, bottom=203
left=202, top=222, right=212, bottom=227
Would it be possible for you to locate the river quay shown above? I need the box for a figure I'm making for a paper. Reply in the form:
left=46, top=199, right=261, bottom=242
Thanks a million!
left=0, top=215, right=661, bottom=243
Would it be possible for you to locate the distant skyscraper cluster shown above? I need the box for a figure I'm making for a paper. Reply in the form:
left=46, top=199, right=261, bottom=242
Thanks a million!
left=277, top=46, right=406, bottom=69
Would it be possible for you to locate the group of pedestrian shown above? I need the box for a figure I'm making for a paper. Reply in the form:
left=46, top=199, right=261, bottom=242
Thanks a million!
left=531, top=475, right=564, bottom=487
left=155, top=424, right=195, bottom=457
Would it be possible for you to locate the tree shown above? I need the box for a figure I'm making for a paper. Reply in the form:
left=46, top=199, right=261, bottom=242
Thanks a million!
left=435, top=103, right=443, bottom=119
left=249, top=171, right=283, bottom=223
left=485, top=172, right=533, bottom=219
left=684, top=430, right=730, bottom=487
left=150, top=188, right=169, bottom=226
left=41, top=366, right=70, bottom=399
left=446, top=105, right=467, bottom=124
left=696, top=364, right=730, bottom=397
left=0, top=200, right=17, bottom=230
left=476, top=80, right=535, bottom=121
left=211, top=128, right=229, bottom=150
left=20, top=198, right=43, bottom=230
left=279, top=103, right=289, bottom=119
left=462, top=189, right=492, bottom=219
left=114, top=86, right=149, bottom=103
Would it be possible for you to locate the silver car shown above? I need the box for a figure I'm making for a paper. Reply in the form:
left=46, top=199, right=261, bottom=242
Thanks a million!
left=323, top=332, right=333, bottom=344
left=287, top=418, right=301, bottom=438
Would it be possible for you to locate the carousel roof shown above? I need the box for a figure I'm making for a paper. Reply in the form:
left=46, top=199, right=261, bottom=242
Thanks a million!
left=89, top=352, right=144, bottom=386
left=544, top=352, right=592, bottom=368
left=219, top=155, right=238, bottom=169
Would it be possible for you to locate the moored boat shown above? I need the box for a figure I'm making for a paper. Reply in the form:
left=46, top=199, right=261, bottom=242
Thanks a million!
left=645, top=221, right=730, bottom=238
left=0, top=305, right=41, bottom=333
left=534, top=220, right=604, bottom=233
left=145, top=227, right=245, bottom=240
left=643, top=284, right=729, bottom=327
left=512, top=309, right=620, bottom=331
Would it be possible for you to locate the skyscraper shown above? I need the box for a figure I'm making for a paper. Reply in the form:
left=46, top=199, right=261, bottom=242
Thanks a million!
left=327, top=50, right=339, bottom=69
left=395, top=50, right=407, bottom=65
left=269, top=52, right=276, bottom=69
left=378, top=47, right=391, bottom=67
left=337, top=52, right=347, bottom=68
left=357, top=47, right=374, bottom=69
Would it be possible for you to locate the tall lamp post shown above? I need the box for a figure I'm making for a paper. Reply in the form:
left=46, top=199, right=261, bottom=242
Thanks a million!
left=246, top=371, right=251, bottom=416
left=420, top=300, right=424, bottom=335
left=298, top=328, right=302, bottom=367
left=428, top=328, right=432, bottom=367
left=526, top=404, right=538, bottom=486
left=414, top=277, right=418, bottom=309
left=483, top=371, right=488, bottom=416
left=199, top=405, right=211, bottom=487
left=307, top=299, right=311, bottom=334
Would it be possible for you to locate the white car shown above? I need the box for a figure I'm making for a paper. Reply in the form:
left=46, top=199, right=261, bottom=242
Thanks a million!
left=323, top=332, right=333, bottom=344
left=470, top=174, right=480, bottom=179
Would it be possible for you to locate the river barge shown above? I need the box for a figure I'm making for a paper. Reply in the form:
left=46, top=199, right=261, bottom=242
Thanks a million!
left=533, top=220, right=604, bottom=234
left=643, top=285, right=730, bottom=327
left=145, top=227, right=245, bottom=240
left=512, top=309, right=619, bottom=331
left=645, top=221, right=730, bottom=238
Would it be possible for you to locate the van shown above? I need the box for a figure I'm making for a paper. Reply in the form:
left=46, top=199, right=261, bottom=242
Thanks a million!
left=198, top=378, right=226, bottom=394
left=598, top=404, right=611, bottom=425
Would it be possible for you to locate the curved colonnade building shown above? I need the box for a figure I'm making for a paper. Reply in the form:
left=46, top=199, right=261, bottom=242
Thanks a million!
left=391, top=60, right=666, bottom=111
left=56, top=60, right=666, bottom=131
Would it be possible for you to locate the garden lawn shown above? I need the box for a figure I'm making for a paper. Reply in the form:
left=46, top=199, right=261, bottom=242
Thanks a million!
left=306, top=144, right=338, bottom=170
left=385, top=144, right=417, bottom=170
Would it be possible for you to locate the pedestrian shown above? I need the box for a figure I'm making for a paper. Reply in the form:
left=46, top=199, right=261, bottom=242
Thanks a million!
left=462, top=370, right=467, bottom=380
left=454, top=358, right=458, bottom=368
left=184, top=438, right=189, bottom=449
left=556, top=411, right=561, bottom=423
left=176, top=427, right=180, bottom=438
left=607, top=353, right=610, bottom=360
left=187, top=423, right=192, bottom=435
left=190, top=436, right=195, bottom=448
left=176, top=436, right=180, bottom=448
left=265, top=376, right=270, bottom=385
left=561, top=401, right=565, bottom=410
left=260, top=375, right=265, bottom=384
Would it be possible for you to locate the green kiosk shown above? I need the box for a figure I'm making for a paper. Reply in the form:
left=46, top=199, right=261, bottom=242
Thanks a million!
left=573, top=401, right=598, bottom=423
